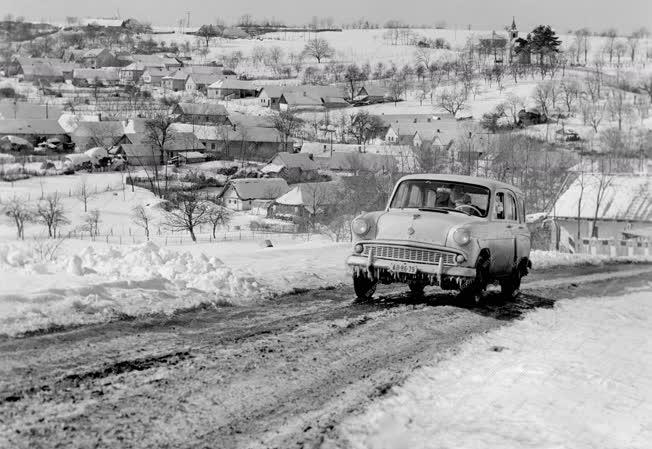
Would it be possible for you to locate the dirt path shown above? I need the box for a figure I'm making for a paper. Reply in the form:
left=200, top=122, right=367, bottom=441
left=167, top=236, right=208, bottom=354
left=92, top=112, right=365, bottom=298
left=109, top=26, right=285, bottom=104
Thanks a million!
left=1, top=264, right=651, bottom=449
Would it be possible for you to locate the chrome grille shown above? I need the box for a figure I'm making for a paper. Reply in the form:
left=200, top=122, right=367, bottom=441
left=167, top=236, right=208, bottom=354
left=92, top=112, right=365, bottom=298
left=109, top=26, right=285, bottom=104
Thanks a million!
left=362, top=244, right=456, bottom=265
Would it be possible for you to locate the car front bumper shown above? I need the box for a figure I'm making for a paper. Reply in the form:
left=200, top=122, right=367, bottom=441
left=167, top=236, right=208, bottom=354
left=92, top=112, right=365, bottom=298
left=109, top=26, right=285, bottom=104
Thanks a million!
left=346, top=254, right=476, bottom=278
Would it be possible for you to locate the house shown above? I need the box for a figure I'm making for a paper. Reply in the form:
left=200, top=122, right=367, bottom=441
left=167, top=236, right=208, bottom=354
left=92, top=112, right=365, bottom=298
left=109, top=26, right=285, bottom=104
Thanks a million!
left=383, top=119, right=458, bottom=152
left=185, top=73, right=225, bottom=93
left=207, top=79, right=259, bottom=99
left=172, top=103, right=229, bottom=125
left=261, top=152, right=319, bottom=182
left=220, top=178, right=290, bottom=211
left=279, top=92, right=325, bottom=112
left=113, top=143, right=161, bottom=166
left=315, top=152, right=397, bottom=174
left=122, top=54, right=180, bottom=70
left=163, top=66, right=236, bottom=92
left=355, top=85, right=394, bottom=104
left=0, top=119, right=70, bottom=146
left=551, top=174, right=652, bottom=241
left=163, top=131, right=206, bottom=160
left=70, top=121, right=125, bottom=151
left=7, top=57, right=72, bottom=83
left=119, top=63, right=150, bottom=84
left=170, top=123, right=283, bottom=161
left=72, top=68, right=120, bottom=87
left=141, top=68, right=170, bottom=86
left=0, top=102, right=63, bottom=120
left=79, top=48, right=117, bottom=68
left=271, top=181, right=343, bottom=221
left=258, top=85, right=345, bottom=110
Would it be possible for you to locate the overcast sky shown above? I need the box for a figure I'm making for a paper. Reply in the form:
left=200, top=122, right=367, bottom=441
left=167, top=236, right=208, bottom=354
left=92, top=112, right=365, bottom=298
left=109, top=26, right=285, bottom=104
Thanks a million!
left=1, top=0, right=650, bottom=33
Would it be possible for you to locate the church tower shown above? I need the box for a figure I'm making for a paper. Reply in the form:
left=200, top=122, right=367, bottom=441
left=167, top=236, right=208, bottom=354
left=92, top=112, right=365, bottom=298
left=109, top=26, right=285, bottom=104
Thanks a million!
left=508, top=17, right=519, bottom=63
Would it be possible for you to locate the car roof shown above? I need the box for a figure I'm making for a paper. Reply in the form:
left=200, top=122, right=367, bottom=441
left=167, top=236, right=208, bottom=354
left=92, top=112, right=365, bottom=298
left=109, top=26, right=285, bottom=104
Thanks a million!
left=397, top=174, right=523, bottom=196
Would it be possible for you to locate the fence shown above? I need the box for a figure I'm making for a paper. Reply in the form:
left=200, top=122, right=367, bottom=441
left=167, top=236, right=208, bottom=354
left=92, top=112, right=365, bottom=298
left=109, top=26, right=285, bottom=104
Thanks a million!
left=577, top=238, right=651, bottom=258
left=64, top=228, right=322, bottom=246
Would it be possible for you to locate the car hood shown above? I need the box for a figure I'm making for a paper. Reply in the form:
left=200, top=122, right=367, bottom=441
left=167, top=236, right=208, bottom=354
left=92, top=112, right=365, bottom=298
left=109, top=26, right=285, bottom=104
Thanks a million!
left=374, top=209, right=479, bottom=246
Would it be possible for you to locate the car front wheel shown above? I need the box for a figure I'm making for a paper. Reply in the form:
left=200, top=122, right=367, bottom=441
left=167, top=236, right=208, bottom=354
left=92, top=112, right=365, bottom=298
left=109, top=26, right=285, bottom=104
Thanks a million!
left=353, top=272, right=377, bottom=300
left=500, top=269, right=522, bottom=299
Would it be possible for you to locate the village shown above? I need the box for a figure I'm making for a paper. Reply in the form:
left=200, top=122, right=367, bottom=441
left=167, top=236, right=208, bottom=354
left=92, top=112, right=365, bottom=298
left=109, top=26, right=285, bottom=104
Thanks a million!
left=1, top=8, right=652, bottom=449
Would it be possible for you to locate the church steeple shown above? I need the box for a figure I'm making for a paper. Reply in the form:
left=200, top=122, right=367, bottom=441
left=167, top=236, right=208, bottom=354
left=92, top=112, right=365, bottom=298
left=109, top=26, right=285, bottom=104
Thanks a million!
left=511, top=16, right=516, bottom=30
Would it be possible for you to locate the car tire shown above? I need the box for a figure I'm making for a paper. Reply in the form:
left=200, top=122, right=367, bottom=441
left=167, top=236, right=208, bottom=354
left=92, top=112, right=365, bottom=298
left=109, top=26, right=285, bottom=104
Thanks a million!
left=408, top=282, right=425, bottom=296
left=500, top=268, right=522, bottom=299
left=460, top=255, right=490, bottom=301
left=353, top=272, right=377, bottom=300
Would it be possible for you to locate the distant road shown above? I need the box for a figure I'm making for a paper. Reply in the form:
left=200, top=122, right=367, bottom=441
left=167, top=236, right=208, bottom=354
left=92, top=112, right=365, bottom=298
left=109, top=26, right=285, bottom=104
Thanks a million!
left=1, top=263, right=651, bottom=448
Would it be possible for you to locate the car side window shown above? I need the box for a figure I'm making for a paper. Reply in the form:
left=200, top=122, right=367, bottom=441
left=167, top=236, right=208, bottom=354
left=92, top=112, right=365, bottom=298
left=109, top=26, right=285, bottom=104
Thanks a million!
left=495, top=192, right=505, bottom=220
left=505, top=193, right=517, bottom=221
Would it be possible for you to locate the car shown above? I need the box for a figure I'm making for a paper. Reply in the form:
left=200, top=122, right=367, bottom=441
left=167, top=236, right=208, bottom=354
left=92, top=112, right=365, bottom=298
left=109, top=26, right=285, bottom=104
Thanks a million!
left=346, top=174, right=531, bottom=300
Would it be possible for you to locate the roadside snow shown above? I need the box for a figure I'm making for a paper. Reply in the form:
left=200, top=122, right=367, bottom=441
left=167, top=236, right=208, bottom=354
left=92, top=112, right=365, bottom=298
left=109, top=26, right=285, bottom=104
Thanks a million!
left=336, top=285, right=652, bottom=449
left=530, top=249, right=652, bottom=269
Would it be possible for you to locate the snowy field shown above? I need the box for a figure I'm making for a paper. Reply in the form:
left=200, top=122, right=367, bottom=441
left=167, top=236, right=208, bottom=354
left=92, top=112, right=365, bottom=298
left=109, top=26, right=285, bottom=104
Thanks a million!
left=335, top=283, right=652, bottom=449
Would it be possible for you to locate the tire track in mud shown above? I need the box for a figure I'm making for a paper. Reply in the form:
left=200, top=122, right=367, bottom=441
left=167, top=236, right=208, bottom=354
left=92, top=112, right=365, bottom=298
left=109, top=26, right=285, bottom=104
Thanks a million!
left=1, top=264, right=651, bottom=449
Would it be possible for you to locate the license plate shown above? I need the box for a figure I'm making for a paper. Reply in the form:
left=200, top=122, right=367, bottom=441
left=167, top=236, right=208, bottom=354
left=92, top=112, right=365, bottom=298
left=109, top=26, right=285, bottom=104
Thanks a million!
left=391, top=262, right=418, bottom=274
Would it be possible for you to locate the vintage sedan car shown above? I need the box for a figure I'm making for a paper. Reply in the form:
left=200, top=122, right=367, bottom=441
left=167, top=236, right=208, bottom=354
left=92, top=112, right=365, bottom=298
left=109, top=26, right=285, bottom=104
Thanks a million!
left=347, top=174, right=531, bottom=300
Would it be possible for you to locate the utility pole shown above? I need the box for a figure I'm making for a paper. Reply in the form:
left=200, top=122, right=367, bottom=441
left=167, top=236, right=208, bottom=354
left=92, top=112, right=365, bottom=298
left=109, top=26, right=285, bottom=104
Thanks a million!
left=186, top=11, right=191, bottom=29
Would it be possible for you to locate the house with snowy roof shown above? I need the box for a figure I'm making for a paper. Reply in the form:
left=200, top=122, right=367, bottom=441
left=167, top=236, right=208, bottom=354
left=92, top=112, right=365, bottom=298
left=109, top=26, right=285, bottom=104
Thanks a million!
left=271, top=181, right=343, bottom=222
left=261, top=152, right=319, bottom=182
left=172, top=103, right=230, bottom=125
left=219, top=178, right=290, bottom=211
left=551, top=174, right=652, bottom=241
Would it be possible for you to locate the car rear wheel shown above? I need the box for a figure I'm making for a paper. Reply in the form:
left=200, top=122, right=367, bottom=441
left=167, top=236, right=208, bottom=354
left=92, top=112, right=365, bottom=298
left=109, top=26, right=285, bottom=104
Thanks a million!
left=353, top=272, right=377, bottom=300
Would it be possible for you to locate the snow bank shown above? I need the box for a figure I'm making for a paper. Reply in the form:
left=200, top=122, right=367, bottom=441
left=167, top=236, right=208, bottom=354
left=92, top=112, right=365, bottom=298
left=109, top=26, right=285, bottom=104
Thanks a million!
left=0, top=241, right=270, bottom=336
left=337, top=286, right=652, bottom=449
left=530, top=249, right=652, bottom=269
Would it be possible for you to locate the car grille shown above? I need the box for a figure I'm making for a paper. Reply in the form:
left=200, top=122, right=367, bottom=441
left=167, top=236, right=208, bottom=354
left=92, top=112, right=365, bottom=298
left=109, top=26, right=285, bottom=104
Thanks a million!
left=362, top=244, right=456, bottom=265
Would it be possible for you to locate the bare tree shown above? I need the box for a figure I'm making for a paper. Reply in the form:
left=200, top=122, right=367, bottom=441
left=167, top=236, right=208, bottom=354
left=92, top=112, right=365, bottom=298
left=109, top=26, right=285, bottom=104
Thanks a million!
left=142, top=114, right=177, bottom=197
left=4, top=198, right=33, bottom=240
left=503, top=94, right=526, bottom=126
left=77, top=177, right=93, bottom=212
left=348, top=111, right=384, bottom=146
left=590, top=172, right=613, bottom=237
left=437, top=85, right=468, bottom=116
left=271, top=110, right=304, bottom=152
left=206, top=204, right=231, bottom=238
left=640, top=74, right=652, bottom=102
left=164, top=192, right=210, bottom=242
left=36, top=194, right=69, bottom=238
left=606, top=89, right=633, bottom=131
left=84, top=209, right=101, bottom=237
left=131, top=205, right=153, bottom=240
left=532, top=81, right=558, bottom=118
left=603, top=28, right=618, bottom=63
left=560, top=80, right=581, bottom=115
left=303, top=37, right=334, bottom=63
left=581, top=101, right=606, bottom=132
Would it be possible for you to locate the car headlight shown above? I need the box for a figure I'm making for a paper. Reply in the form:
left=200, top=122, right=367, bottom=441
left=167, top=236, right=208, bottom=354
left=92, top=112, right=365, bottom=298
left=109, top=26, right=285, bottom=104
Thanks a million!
left=351, top=217, right=370, bottom=236
left=453, top=228, right=471, bottom=245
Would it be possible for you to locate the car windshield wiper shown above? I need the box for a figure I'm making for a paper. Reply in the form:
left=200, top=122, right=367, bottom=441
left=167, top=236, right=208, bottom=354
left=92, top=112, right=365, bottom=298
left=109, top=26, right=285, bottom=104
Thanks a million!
left=418, top=207, right=449, bottom=214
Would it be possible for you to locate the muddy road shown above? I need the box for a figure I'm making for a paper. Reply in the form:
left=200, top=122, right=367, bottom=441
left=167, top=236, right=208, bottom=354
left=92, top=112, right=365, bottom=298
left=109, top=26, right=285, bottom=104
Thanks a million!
left=1, top=264, right=651, bottom=449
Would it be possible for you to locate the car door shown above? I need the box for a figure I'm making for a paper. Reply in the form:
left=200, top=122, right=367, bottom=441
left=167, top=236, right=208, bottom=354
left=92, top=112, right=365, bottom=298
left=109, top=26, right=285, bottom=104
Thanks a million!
left=502, top=191, right=519, bottom=271
left=514, top=195, right=531, bottom=263
left=489, top=191, right=515, bottom=274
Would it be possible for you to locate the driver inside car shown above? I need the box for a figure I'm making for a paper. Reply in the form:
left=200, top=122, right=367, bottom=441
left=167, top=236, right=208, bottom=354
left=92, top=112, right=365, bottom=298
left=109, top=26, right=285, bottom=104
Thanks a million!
left=450, top=184, right=472, bottom=207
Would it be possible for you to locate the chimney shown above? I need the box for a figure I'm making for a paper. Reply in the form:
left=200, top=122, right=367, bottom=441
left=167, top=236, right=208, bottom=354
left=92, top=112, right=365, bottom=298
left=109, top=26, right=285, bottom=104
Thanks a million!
left=413, top=118, right=417, bottom=123
left=232, top=123, right=236, bottom=131
left=308, top=154, right=314, bottom=160
left=427, top=117, right=431, bottom=122
left=437, top=129, right=440, bottom=133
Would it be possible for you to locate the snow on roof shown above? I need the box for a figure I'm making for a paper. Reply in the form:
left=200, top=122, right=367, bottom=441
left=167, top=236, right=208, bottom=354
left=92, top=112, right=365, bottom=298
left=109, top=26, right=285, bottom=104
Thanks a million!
left=552, top=175, right=652, bottom=222
left=315, top=152, right=398, bottom=172
left=268, top=152, right=318, bottom=171
left=208, top=78, right=258, bottom=90
left=224, top=178, right=290, bottom=200
left=73, top=68, right=120, bottom=81
left=274, top=181, right=342, bottom=210
left=175, top=102, right=228, bottom=116
left=0, top=119, right=66, bottom=135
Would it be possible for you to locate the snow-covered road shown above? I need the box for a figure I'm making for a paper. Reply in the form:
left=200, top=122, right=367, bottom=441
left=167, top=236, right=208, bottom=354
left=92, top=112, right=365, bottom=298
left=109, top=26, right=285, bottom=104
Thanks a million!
left=1, top=264, right=651, bottom=449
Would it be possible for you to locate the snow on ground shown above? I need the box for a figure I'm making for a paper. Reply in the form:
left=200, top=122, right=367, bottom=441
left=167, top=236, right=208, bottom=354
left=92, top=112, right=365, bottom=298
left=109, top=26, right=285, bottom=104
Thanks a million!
left=335, top=283, right=652, bottom=449
left=0, top=229, right=650, bottom=337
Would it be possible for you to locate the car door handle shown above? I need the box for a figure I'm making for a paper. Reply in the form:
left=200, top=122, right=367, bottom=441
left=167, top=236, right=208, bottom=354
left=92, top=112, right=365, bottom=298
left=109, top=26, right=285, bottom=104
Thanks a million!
left=506, top=225, right=513, bottom=229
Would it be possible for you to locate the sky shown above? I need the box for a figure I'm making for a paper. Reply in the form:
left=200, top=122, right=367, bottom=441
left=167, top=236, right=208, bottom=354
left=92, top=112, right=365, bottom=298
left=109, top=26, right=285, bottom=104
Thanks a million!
left=0, top=0, right=650, bottom=33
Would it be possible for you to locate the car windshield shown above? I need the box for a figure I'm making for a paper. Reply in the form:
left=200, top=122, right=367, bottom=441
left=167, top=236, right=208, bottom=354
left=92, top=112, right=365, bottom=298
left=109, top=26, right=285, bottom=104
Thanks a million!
left=389, top=180, right=491, bottom=217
